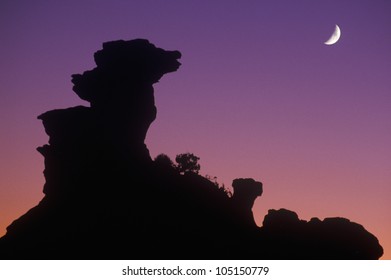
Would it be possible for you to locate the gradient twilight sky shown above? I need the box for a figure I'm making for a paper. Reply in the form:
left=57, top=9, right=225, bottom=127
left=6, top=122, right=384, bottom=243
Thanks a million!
left=1, top=1, right=390, bottom=258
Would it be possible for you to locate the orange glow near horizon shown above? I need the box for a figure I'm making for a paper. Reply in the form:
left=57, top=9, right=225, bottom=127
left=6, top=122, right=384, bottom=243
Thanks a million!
left=1, top=149, right=389, bottom=259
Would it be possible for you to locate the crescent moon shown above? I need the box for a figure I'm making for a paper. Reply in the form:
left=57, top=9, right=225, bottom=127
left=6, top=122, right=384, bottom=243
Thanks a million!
left=324, top=24, right=341, bottom=45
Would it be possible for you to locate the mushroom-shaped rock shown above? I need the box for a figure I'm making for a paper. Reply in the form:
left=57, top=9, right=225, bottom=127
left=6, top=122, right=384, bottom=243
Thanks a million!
left=231, top=178, right=263, bottom=228
left=71, top=39, right=182, bottom=146
left=72, top=39, right=181, bottom=105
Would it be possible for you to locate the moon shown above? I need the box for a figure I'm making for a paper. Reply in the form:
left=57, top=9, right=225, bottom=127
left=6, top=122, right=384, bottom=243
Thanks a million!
left=324, top=24, right=341, bottom=45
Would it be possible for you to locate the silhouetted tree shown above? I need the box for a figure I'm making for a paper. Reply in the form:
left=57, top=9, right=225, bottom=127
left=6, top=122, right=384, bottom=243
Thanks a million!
left=154, top=153, right=175, bottom=169
left=175, top=153, right=200, bottom=174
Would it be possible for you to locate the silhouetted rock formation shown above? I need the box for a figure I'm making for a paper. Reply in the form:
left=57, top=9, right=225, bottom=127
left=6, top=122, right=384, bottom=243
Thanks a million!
left=258, top=209, right=384, bottom=259
left=0, top=39, right=383, bottom=260
left=231, top=178, right=263, bottom=228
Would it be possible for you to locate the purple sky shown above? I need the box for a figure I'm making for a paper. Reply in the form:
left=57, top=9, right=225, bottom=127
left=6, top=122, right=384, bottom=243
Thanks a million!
left=1, top=1, right=390, bottom=258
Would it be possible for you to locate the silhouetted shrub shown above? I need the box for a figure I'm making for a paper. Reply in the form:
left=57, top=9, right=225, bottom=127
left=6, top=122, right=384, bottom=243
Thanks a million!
left=175, top=153, right=200, bottom=174
left=154, top=153, right=176, bottom=169
left=205, top=174, right=232, bottom=197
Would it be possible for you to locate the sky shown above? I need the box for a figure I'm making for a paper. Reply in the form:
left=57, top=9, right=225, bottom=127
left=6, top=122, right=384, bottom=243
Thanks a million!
left=0, top=1, right=390, bottom=259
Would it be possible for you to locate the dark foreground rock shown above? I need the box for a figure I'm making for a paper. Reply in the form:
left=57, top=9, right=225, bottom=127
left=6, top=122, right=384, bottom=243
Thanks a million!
left=0, top=39, right=383, bottom=259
